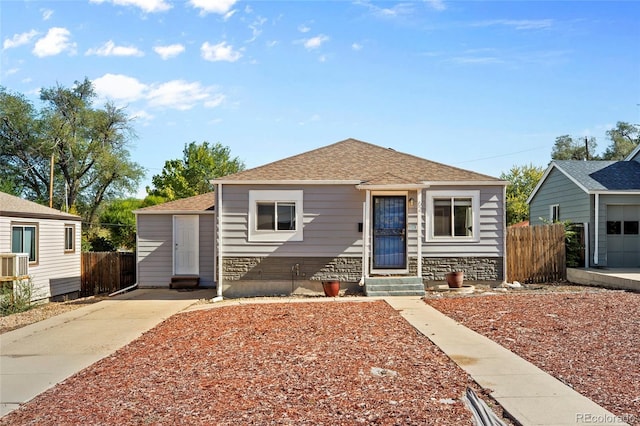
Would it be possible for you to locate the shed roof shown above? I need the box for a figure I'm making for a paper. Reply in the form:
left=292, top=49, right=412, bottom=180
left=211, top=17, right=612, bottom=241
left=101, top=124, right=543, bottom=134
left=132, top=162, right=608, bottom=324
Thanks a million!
left=134, top=192, right=215, bottom=214
left=0, top=191, right=81, bottom=220
left=214, top=138, right=502, bottom=184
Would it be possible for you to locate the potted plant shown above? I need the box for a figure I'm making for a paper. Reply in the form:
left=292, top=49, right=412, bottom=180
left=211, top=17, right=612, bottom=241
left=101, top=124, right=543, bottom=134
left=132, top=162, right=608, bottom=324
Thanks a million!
left=446, top=271, right=464, bottom=288
left=321, top=280, right=340, bottom=297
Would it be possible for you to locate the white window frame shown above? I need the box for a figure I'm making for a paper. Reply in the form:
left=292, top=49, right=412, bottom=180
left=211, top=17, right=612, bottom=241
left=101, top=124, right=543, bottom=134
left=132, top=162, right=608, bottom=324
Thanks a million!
left=550, top=204, right=560, bottom=222
left=64, top=224, right=75, bottom=253
left=11, top=223, right=39, bottom=263
left=249, top=190, right=304, bottom=242
left=425, top=190, right=480, bottom=242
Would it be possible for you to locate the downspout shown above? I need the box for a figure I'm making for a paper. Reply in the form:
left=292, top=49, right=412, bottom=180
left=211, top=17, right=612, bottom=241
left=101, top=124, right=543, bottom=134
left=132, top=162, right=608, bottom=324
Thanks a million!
left=593, top=193, right=599, bottom=265
left=360, top=201, right=366, bottom=285
left=212, top=183, right=224, bottom=302
left=416, top=190, right=422, bottom=279
left=503, top=184, right=508, bottom=283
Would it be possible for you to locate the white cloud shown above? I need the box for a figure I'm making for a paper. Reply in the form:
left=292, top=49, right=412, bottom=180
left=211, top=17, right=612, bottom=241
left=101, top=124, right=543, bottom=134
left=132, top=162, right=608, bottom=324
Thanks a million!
left=201, top=41, right=242, bottom=62
left=473, top=19, right=553, bottom=30
left=204, top=94, right=225, bottom=108
left=41, top=9, right=54, bottom=20
left=153, top=43, right=185, bottom=59
left=33, top=27, right=76, bottom=57
left=356, top=1, right=414, bottom=18
left=93, top=73, right=148, bottom=102
left=266, top=40, right=278, bottom=48
left=303, top=34, right=329, bottom=50
left=147, top=80, right=213, bottom=110
left=298, top=24, right=311, bottom=33
left=89, top=0, right=171, bottom=13
left=189, top=0, right=237, bottom=16
left=86, top=40, right=144, bottom=57
left=425, top=0, right=446, bottom=11
left=5, top=68, right=20, bottom=76
left=247, top=16, right=267, bottom=42
left=3, top=30, right=39, bottom=50
left=352, top=42, right=363, bottom=51
left=130, top=109, right=154, bottom=123
left=92, top=74, right=225, bottom=111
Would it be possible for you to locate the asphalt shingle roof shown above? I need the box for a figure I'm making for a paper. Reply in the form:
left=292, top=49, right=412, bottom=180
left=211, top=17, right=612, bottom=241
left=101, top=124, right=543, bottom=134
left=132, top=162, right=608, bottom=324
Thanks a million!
left=0, top=191, right=81, bottom=220
left=215, top=139, right=501, bottom=184
left=554, top=160, right=640, bottom=191
left=135, top=192, right=215, bottom=213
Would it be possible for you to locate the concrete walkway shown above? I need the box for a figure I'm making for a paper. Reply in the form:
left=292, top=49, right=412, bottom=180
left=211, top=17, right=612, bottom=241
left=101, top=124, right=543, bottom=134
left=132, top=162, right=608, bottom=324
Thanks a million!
left=386, top=297, right=629, bottom=426
left=0, top=288, right=214, bottom=417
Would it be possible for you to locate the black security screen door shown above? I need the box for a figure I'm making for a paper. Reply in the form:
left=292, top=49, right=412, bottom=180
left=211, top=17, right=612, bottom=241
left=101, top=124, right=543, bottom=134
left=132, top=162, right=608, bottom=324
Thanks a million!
left=372, top=196, right=407, bottom=269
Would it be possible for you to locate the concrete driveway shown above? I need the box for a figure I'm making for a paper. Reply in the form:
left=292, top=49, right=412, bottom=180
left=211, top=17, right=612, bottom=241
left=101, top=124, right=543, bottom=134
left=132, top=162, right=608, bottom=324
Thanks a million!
left=0, top=288, right=215, bottom=417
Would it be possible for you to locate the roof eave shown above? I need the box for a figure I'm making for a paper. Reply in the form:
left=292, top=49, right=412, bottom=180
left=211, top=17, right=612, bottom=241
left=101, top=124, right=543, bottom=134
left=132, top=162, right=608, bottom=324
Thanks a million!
left=589, top=190, right=640, bottom=195
left=211, top=179, right=363, bottom=185
left=134, top=210, right=215, bottom=215
left=423, top=180, right=509, bottom=187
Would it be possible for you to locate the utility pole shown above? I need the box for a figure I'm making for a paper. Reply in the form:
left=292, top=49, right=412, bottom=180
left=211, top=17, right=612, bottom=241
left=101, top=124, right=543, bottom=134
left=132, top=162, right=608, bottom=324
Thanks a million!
left=49, top=153, right=54, bottom=208
left=585, top=137, right=589, bottom=161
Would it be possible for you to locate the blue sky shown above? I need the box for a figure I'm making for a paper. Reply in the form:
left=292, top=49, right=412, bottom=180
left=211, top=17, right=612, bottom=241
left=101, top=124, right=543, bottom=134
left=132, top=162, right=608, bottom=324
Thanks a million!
left=2, top=0, right=639, bottom=198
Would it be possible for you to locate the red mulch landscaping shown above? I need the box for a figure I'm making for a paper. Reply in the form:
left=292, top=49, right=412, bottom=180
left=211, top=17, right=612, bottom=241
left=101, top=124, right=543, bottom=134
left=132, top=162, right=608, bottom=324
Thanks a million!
left=1, top=300, right=503, bottom=425
left=426, top=290, right=640, bottom=425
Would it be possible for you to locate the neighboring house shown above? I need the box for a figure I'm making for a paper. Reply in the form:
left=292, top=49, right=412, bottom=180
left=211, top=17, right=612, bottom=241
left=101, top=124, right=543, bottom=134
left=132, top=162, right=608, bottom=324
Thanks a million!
left=0, top=191, right=82, bottom=301
left=135, top=139, right=508, bottom=297
left=527, top=145, right=640, bottom=268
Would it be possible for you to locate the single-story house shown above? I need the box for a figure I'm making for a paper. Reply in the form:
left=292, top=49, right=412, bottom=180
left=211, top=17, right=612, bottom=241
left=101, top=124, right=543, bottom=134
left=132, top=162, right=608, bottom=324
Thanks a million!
left=527, top=144, right=640, bottom=268
left=0, top=191, right=82, bottom=301
left=136, top=138, right=508, bottom=297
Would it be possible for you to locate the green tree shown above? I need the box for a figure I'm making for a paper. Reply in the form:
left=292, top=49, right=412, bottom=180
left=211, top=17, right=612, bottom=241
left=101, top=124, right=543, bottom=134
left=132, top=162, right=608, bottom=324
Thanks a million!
left=148, top=141, right=244, bottom=200
left=551, top=135, right=598, bottom=160
left=0, top=80, right=144, bottom=223
left=98, top=195, right=165, bottom=250
left=602, top=121, right=639, bottom=160
left=500, top=164, right=545, bottom=226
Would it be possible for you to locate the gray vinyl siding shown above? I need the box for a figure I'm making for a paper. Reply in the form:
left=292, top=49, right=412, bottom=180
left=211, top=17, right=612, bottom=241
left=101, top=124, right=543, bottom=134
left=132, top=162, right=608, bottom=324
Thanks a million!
left=220, top=184, right=504, bottom=259
left=529, top=168, right=590, bottom=225
left=221, top=185, right=365, bottom=257
left=422, top=185, right=505, bottom=257
left=136, top=214, right=216, bottom=287
left=0, top=215, right=81, bottom=300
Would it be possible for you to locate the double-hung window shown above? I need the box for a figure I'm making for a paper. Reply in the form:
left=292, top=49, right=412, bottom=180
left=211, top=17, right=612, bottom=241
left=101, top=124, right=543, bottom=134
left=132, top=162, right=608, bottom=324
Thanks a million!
left=249, top=190, right=303, bottom=242
left=426, top=191, right=480, bottom=241
left=11, top=223, right=38, bottom=263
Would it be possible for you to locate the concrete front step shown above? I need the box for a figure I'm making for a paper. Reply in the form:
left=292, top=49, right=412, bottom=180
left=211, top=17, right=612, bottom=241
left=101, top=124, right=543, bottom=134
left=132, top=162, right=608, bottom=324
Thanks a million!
left=365, top=277, right=425, bottom=297
left=170, top=275, right=200, bottom=289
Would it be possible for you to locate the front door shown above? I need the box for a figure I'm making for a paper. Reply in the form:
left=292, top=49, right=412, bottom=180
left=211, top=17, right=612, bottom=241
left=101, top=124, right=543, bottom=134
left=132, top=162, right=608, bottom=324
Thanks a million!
left=174, top=215, right=199, bottom=275
left=372, top=196, right=407, bottom=270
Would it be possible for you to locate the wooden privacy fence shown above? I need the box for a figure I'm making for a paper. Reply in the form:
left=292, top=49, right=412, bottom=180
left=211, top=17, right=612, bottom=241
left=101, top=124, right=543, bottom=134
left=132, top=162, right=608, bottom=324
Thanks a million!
left=81, top=252, right=136, bottom=296
left=507, top=223, right=566, bottom=284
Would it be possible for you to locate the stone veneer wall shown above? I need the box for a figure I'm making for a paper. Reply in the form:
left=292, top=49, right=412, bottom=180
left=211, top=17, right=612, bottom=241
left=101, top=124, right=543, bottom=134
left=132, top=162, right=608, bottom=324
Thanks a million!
left=222, top=256, right=362, bottom=282
left=223, top=256, right=502, bottom=282
left=410, top=257, right=503, bottom=281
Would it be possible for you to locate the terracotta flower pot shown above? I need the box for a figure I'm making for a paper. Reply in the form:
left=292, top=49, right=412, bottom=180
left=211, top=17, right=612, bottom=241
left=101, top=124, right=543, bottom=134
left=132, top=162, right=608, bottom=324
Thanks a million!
left=446, top=272, right=464, bottom=288
left=322, top=280, right=340, bottom=297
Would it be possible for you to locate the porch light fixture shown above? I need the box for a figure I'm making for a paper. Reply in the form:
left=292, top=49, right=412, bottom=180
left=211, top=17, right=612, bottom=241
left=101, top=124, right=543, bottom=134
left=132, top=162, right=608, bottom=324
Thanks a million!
left=409, top=197, right=415, bottom=207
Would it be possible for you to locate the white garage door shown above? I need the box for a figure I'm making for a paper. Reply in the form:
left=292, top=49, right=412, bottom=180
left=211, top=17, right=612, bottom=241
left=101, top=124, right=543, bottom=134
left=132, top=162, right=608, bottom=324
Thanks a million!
left=606, top=205, right=640, bottom=267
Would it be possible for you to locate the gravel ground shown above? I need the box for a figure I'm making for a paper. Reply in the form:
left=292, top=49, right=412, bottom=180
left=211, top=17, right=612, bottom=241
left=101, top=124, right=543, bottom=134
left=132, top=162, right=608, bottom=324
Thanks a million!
left=426, top=289, right=640, bottom=425
left=0, top=296, right=105, bottom=334
left=1, top=300, right=510, bottom=425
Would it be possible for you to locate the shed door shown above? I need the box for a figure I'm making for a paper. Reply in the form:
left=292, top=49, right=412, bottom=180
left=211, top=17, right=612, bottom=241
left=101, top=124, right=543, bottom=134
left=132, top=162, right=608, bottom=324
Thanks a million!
left=372, top=196, right=407, bottom=270
left=606, top=205, right=640, bottom=267
left=174, top=215, right=199, bottom=275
